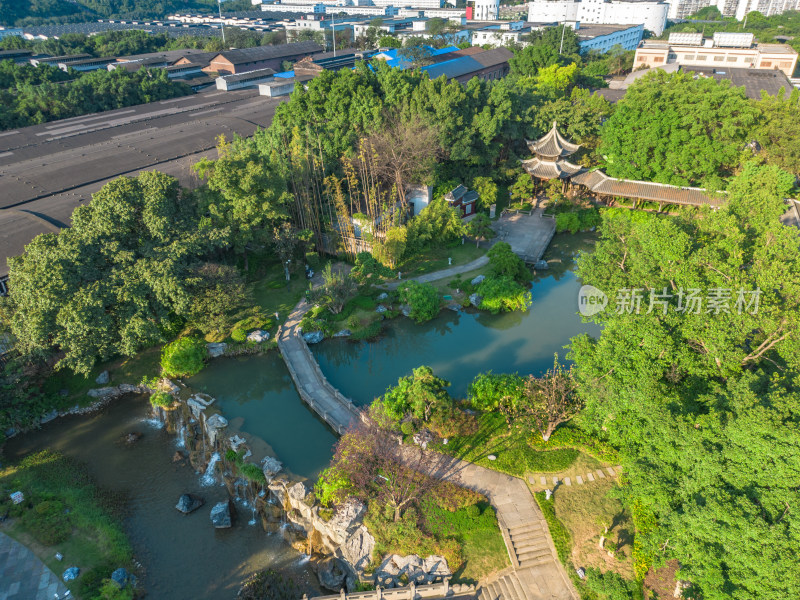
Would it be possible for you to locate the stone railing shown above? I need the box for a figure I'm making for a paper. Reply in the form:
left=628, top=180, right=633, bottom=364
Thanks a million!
left=496, top=513, right=519, bottom=569
left=302, top=579, right=475, bottom=600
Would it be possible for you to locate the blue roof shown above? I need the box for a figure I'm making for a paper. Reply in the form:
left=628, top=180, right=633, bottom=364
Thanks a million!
left=275, top=70, right=294, bottom=78
left=422, top=56, right=483, bottom=80
left=379, top=45, right=459, bottom=69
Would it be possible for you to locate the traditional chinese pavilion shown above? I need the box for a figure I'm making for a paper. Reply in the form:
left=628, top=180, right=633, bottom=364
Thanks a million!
left=521, top=122, right=723, bottom=210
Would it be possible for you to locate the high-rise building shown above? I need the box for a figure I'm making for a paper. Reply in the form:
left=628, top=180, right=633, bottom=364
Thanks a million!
left=527, top=0, right=669, bottom=36
left=667, top=0, right=800, bottom=20
left=471, top=0, right=500, bottom=20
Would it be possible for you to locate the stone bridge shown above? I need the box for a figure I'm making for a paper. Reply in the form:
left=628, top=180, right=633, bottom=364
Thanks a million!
left=278, top=297, right=579, bottom=600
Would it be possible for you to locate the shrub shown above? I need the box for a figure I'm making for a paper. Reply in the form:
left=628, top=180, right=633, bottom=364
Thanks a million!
left=231, top=328, right=247, bottom=343
left=465, top=504, right=481, bottom=518
left=22, top=500, right=71, bottom=545
left=398, top=280, right=440, bottom=323
left=400, top=421, right=415, bottom=436
left=487, top=242, right=529, bottom=283
left=305, top=251, right=321, bottom=269
left=477, top=276, right=532, bottom=314
left=534, top=492, right=572, bottom=564
left=351, top=252, right=393, bottom=283
left=149, top=391, right=173, bottom=409
left=583, top=568, right=644, bottom=600
left=468, top=372, right=526, bottom=410
left=160, top=337, right=206, bottom=378
left=556, top=212, right=580, bottom=234
left=96, top=579, right=135, bottom=600
left=315, top=466, right=351, bottom=507
left=346, top=315, right=361, bottom=330
left=239, top=462, right=266, bottom=484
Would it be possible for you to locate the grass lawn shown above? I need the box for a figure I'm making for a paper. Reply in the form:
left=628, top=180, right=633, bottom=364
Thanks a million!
left=250, top=269, right=309, bottom=325
left=551, top=478, right=635, bottom=580
left=435, top=412, right=608, bottom=479
left=40, top=346, right=162, bottom=409
left=393, top=244, right=486, bottom=280
left=0, top=450, right=133, bottom=599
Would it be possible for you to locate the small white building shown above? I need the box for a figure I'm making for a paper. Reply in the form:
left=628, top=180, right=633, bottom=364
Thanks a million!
left=216, top=68, right=277, bottom=90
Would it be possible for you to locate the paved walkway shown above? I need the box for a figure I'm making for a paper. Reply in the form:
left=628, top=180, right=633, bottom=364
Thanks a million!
left=0, top=531, right=69, bottom=600
left=382, top=255, right=489, bottom=291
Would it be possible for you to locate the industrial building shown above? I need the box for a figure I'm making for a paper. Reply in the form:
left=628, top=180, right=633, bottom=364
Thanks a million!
left=216, top=68, right=277, bottom=90
left=634, top=32, right=799, bottom=77
left=205, top=41, right=323, bottom=74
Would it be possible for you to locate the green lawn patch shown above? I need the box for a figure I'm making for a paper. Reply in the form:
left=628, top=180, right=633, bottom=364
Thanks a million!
left=395, top=244, right=486, bottom=279
left=534, top=491, right=572, bottom=565
left=436, top=412, right=582, bottom=477
left=0, top=450, right=133, bottom=599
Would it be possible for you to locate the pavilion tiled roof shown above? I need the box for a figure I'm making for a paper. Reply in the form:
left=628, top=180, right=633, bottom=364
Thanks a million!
left=526, top=121, right=581, bottom=159
left=521, top=157, right=583, bottom=180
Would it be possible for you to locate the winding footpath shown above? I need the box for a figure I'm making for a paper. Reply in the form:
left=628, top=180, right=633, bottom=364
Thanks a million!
left=0, top=531, right=69, bottom=600
left=277, top=288, right=579, bottom=600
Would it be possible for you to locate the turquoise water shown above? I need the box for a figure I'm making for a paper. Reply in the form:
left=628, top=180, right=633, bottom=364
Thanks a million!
left=311, top=233, right=601, bottom=403
left=188, top=355, right=338, bottom=481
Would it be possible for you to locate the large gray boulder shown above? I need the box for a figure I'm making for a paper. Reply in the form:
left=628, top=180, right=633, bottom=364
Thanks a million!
left=470, top=274, right=485, bottom=286
left=176, top=494, right=205, bottom=514
left=328, top=499, right=365, bottom=535
left=400, top=304, right=412, bottom=317
left=95, top=370, right=110, bottom=385
left=342, top=525, right=375, bottom=572
left=261, top=456, right=283, bottom=480
left=210, top=500, right=232, bottom=528
left=204, top=414, right=228, bottom=446
left=375, top=305, right=388, bottom=314
left=469, top=293, right=483, bottom=308
left=303, top=330, right=325, bottom=344
left=287, top=481, right=310, bottom=504
left=247, top=330, right=270, bottom=343
left=110, top=568, right=130, bottom=589
left=333, top=329, right=352, bottom=338
left=207, top=342, right=227, bottom=358
left=314, top=557, right=350, bottom=592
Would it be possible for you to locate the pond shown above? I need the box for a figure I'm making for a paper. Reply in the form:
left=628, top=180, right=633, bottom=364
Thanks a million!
left=312, top=232, right=601, bottom=402
left=3, top=394, right=320, bottom=600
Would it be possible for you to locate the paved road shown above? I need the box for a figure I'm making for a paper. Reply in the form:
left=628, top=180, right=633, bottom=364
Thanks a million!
left=0, top=531, right=69, bottom=600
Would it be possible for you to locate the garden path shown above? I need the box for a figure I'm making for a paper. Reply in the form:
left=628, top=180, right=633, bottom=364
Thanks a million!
left=0, top=530, right=69, bottom=600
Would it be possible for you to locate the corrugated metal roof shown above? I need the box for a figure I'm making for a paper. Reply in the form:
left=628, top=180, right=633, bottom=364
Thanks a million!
left=214, top=41, right=323, bottom=65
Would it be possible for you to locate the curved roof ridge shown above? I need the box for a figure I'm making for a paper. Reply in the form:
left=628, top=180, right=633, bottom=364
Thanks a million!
left=526, top=121, right=581, bottom=158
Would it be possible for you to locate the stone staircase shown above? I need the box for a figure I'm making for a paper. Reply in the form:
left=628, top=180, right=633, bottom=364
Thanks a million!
left=507, top=522, right=553, bottom=569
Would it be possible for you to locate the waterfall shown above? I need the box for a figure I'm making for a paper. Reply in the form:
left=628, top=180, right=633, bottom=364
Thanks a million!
left=248, top=504, right=257, bottom=526
left=176, top=425, right=187, bottom=449
left=201, top=452, right=220, bottom=486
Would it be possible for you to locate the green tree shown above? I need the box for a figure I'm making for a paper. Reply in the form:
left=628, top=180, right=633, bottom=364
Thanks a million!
left=571, top=164, right=800, bottom=598
left=6, top=171, right=207, bottom=374
left=487, top=242, right=529, bottom=283
left=471, top=176, right=498, bottom=212
left=383, top=365, right=452, bottom=422
left=476, top=276, right=532, bottom=314
left=509, top=172, right=535, bottom=204
left=398, top=280, right=440, bottom=323
left=755, top=88, right=800, bottom=177
left=466, top=213, right=494, bottom=247
left=405, top=198, right=465, bottom=254
left=399, top=38, right=434, bottom=68
left=598, top=71, right=760, bottom=187
left=308, top=264, right=357, bottom=315
left=195, top=140, right=291, bottom=270
left=468, top=372, right=526, bottom=411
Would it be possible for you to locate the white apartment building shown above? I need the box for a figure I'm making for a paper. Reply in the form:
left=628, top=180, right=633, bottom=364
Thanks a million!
left=471, top=0, right=501, bottom=20
left=634, top=32, right=799, bottom=76
left=668, top=0, right=800, bottom=20
left=527, top=0, right=669, bottom=35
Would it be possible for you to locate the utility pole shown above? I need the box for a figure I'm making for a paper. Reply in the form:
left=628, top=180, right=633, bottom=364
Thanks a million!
left=332, top=15, right=337, bottom=57
left=218, top=0, right=226, bottom=46
left=559, top=22, right=566, bottom=55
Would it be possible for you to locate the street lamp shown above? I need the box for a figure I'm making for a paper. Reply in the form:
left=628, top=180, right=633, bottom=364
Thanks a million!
left=218, top=0, right=226, bottom=46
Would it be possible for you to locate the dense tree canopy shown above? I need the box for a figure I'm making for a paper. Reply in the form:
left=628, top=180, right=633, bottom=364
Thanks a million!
left=5, top=172, right=212, bottom=374
left=598, top=71, right=760, bottom=188
left=571, top=163, right=800, bottom=598
left=0, top=65, right=190, bottom=130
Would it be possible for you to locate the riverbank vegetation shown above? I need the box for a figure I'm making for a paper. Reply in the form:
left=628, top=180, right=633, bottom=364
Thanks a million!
left=0, top=450, right=133, bottom=599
